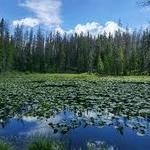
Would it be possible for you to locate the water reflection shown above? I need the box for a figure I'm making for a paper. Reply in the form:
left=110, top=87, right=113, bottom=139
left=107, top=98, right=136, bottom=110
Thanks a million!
left=0, top=110, right=150, bottom=150
left=86, top=141, right=118, bottom=150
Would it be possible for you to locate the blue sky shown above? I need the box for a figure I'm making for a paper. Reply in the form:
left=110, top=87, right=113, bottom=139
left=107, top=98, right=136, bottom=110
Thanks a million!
left=62, top=0, right=149, bottom=29
left=0, top=0, right=149, bottom=35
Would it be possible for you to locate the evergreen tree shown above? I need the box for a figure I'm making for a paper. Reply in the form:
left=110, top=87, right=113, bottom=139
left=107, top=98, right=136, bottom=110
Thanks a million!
left=0, top=18, right=150, bottom=75
left=97, top=56, right=104, bottom=74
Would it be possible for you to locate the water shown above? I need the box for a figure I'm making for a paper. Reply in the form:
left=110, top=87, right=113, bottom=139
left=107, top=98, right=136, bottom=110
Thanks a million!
left=1, top=78, right=150, bottom=149
left=0, top=110, right=150, bottom=150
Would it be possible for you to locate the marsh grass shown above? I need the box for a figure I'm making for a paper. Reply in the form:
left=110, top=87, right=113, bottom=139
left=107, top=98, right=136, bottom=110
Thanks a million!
left=27, top=137, right=65, bottom=150
left=1, top=72, right=150, bottom=82
left=0, top=140, right=12, bottom=150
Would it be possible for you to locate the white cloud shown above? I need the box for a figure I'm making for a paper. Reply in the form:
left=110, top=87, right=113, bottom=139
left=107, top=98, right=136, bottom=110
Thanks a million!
left=141, top=23, right=150, bottom=30
left=101, top=21, right=126, bottom=35
left=59, top=21, right=127, bottom=36
left=74, top=22, right=103, bottom=35
left=13, top=17, right=39, bottom=27
left=13, top=0, right=127, bottom=36
left=54, top=26, right=65, bottom=35
left=13, top=0, right=62, bottom=27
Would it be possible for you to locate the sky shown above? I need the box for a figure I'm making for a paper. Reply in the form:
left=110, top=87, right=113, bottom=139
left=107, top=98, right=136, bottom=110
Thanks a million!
left=0, top=0, right=149, bottom=35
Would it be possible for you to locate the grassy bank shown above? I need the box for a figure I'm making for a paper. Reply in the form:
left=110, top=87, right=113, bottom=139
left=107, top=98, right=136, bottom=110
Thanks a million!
left=0, top=72, right=150, bottom=83
left=0, top=72, right=150, bottom=82
left=0, top=138, right=111, bottom=150
left=0, top=138, right=65, bottom=150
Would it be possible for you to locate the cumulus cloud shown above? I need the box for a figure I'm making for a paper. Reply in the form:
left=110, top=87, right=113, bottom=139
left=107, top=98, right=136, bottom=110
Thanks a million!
left=13, top=0, right=62, bottom=27
left=13, top=17, right=39, bottom=27
left=101, top=21, right=126, bottom=35
left=74, top=22, right=103, bottom=35
left=54, top=26, right=65, bottom=35
left=59, top=21, right=127, bottom=36
left=13, top=0, right=127, bottom=36
left=141, top=23, right=150, bottom=30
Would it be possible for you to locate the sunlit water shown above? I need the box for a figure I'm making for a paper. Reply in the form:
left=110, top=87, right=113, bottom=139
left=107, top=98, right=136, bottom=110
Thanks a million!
left=0, top=110, right=150, bottom=150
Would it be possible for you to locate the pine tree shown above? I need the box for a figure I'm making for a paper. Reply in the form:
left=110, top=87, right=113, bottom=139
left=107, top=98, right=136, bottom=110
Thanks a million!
left=24, top=29, right=33, bottom=72
left=14, top=25, right=24, bottom=71
left=97, top=56, right=104, bottom=74
left=0, top=18, right=5, bottom=72
left=35, top=27, right=45, bottom=72
left=0, top=18, right=150, bottom=75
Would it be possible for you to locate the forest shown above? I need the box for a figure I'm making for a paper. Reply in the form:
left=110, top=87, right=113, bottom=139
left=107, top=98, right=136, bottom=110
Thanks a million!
left=0, top=18, right=150, bottom=75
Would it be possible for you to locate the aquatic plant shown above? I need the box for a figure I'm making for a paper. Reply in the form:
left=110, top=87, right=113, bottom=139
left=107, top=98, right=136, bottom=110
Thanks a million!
left=0, top=74, right=150, bottom=135
left=0, top=140, right=13, bottom=150
left=27, top=137, right=65, bottom=150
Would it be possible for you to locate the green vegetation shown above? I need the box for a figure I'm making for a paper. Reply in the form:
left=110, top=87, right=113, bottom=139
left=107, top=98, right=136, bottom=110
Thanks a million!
left=27, top=137, right=65, bottom=150
left=0, top=140, right=12, bottom=150
left=0, top=137, right=113, bottom=150
left=0, top=18, right=150, bottom=75
left=0, top=73, right=150, bottom=134
left=0, top=73, right=150, bottom=149
left=0, top=138, right=65, bottom=150
left=1, top=72, right=150, bottom=82
left=0, top=3, right=149, bottom=150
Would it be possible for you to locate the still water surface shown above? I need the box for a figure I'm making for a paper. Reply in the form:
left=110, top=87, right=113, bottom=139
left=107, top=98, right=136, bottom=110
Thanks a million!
left=0, top=110, right=150, bottom=150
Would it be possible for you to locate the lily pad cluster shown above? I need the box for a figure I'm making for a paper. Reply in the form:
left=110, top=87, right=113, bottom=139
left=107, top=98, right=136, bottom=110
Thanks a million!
left=47, top=110, right=149, bottom=136
left=0, top=76, right=150, bottom=136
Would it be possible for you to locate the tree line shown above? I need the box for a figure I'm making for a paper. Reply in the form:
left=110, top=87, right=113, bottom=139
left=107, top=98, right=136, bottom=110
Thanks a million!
left=0, top=18, right=150, bottom=75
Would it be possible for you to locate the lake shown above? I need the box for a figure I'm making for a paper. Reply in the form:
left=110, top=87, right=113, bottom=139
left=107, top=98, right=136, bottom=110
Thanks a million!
left=0, top=75, right=150, bottom=150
